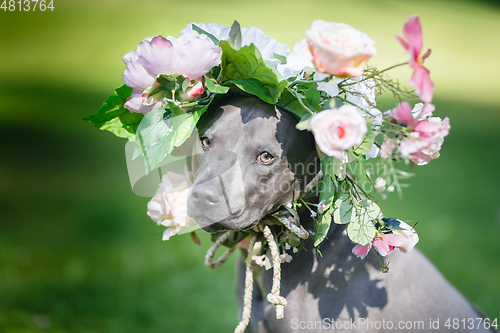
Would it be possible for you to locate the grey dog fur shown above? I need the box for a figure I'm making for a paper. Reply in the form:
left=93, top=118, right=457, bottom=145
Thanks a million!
left=187, top=95, right=493, bottom=333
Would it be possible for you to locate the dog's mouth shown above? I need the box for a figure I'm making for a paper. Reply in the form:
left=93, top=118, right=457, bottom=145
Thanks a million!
left=190, top=209, right=260, bottom=233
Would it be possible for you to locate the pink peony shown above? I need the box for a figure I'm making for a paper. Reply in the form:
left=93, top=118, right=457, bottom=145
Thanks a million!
left=147, top=168, right=196, bottom=241
left=304, top=20, right=376, bottom=77
left=352, top=233, right=403, bottom=259
left=308, top=105, right=368, bottom=159
left=395, top=15, right=434, bottom=103
left=122, top=32, right=222, bottom=113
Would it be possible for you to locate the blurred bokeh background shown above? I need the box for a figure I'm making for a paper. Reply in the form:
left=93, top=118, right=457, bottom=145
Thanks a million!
left=1, top=0, right=499, bottom=332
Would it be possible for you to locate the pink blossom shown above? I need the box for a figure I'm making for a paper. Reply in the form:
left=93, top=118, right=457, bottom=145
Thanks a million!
left=308, top=105, right=367, bottom=159
left=122, top=33, right=222, bottom=113
left=380, top=138, right=398, bottom=159
left=352, top=233, right=403, bottom=259
left=304, top=20, right=376, bottom=77
left=395, top=15, right=434, bottom=103
left=388, top=102, right=450, bottom=165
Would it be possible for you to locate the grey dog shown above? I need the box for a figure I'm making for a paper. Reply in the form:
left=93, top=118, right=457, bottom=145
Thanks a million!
left=186, top=95, right=493, bottom=333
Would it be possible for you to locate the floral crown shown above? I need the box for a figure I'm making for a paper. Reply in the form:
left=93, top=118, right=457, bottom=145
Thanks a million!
left=85, top=16, right=450, bottom=330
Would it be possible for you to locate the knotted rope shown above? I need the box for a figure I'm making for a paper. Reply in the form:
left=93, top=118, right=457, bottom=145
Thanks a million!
left=259, top=224, right=287, bottom=319
left=204, top=169, right=323, bottom=332
left=276, top=215, right=309, bottom=239
left=233, top=234, right=258, bottom=333
left=205, top=231, right=236, bottom=269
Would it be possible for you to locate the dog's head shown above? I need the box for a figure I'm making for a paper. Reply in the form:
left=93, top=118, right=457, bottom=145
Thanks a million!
left=187, top=95, right=318, bottom=233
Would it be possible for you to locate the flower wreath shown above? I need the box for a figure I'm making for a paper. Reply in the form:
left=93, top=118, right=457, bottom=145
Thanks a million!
left=85, top=16, right=450, bottom=332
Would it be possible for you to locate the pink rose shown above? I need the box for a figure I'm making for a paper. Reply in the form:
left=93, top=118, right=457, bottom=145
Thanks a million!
left=147, top=168, right=196, bottom=241
left=304, top=20, right=376, bottom=77
left=308, top=105, right=368, bottom=159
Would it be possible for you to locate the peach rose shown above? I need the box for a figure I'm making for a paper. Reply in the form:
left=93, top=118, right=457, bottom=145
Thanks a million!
left=304, top=20, right=376, bottom=77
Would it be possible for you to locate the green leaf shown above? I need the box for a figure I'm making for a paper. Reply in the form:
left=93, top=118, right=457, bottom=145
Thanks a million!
left=226, top=78, right=275, bottom=104
left=166, top=101, right=186, bottom=117
left=314, top=209, right=332, bottom=247
left=278, top=89, right=310, bottom=119
left=192, top=24, right=220, bottom=45
left=134, top=108, right=196, bottom=174
left=157, top=75, right=178, bottom=91
left=384, top=218, right=406, bottom=231
left=84, top=85, right=142, bottom=140
left=352, top=127, right=374, bottom=155
left=204, top=75, right=230, bottom=94
left=358, top=199, right=381, bottom=220
left=295, top=113, right=312, bottom=131
left=333, top=194, right=354, bottom=224
left=219, top=41, right=287, bottom=104
left=228, top=20, right=242, bottom=49
left=305, top=86, right=321, bottom=106
left=321, top=155, right=336, bottom=180
left=273, top=53, right=287, bottom=65
left=347, top=217, right=376, bottom=246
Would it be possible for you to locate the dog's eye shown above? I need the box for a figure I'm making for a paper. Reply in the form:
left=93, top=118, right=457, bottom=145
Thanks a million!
left=259, top=151, right=274, bottom=164
left=201, top=137, right=211, bottom=147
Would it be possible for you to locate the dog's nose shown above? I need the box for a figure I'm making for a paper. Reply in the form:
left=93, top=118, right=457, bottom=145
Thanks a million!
left=190, top=183, right=222, bottom=206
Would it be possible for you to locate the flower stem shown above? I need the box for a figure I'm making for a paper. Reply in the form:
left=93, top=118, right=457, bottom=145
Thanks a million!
left=371, top=247, right=389, bottom=273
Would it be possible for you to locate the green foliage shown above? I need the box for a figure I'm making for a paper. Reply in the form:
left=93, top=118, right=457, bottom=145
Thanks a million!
left=192, top=24, right=219, bottom=45
left=305, top=85, right=321, bottom=106
left=347, top=217, right=376, bottom=247
left=205, top=75, right=230, bottom=94
left=219, top=41, right=287, bottom=104
left=278, top=89, right=311, bottom=119
left=333, top=194, right=353, bottom=224
left=228, top=20, right=242, bottom=49
left=84, top=85, right=143, bottom=140
left=352, top=127, right=374, bottom=155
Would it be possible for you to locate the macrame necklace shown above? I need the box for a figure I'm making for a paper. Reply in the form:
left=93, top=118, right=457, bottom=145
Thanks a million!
left=204, top=171, right=323, bottom=333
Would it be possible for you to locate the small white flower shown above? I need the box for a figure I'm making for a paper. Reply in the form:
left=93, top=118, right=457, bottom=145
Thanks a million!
left=374, top=177, right=386, bottom=192
left=285, top=243, right=291, bottom=250
left=292, top=247, right=298, bottom=253
left=252, top=255, right=266, bottom=267
left=310, top=210, right=318, bottom=218
left=280, top=253, right=293, bottom=263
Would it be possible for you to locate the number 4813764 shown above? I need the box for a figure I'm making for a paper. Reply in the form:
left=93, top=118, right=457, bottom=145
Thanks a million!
left=1, top=0, right=55, bottom=11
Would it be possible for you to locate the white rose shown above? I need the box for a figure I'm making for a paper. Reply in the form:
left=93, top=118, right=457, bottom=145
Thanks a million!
left=147, top=168, right=196, bottom=241
left=308, top=105, right=368, bottom=159
left=305, top=20, right=376, bottom=77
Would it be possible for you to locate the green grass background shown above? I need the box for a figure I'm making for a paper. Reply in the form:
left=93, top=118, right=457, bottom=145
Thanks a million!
left=1, top=0, right=499, bottom=332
